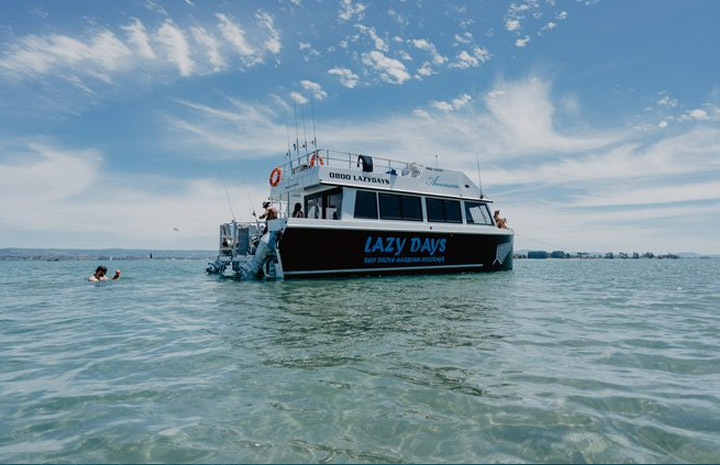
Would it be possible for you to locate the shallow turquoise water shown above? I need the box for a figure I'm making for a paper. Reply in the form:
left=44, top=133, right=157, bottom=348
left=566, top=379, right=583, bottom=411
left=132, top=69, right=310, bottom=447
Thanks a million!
left=0, top=258, right=718, bottom=463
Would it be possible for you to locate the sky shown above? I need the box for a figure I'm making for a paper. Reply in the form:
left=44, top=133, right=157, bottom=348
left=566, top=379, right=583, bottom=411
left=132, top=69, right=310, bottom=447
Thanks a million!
left=1, top=0, right=719, bottom=254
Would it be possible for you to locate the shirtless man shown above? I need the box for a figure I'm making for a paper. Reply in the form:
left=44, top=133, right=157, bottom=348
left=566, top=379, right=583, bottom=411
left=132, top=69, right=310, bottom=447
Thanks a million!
left=259, top=201, right=278, bottom=233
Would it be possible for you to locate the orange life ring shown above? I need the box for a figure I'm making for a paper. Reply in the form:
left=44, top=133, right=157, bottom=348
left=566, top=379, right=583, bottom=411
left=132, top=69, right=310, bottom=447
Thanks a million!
left=269, top=167, right=282, bottom=187
left=310, top=153, right=324, bottom=167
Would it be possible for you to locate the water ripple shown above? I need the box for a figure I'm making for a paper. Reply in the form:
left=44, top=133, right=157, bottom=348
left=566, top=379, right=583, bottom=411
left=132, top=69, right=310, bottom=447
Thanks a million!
left=0, top=259, right=719, bottom=462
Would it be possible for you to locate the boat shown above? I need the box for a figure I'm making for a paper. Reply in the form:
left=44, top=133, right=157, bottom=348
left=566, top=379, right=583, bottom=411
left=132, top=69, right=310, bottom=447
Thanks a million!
left=206, top=149, right=513, bottom=279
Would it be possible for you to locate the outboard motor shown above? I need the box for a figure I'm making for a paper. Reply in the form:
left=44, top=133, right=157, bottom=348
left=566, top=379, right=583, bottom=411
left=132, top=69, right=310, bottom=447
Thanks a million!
left=237, top=231, right=280, bottom=279
left=206, top=259, right=227, bottom=275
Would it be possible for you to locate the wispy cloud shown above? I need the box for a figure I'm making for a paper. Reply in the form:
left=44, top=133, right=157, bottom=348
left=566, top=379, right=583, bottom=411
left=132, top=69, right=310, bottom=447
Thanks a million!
left=0, top=141, right=268, bottom=248
left=157, top=21, right=194, bottom=77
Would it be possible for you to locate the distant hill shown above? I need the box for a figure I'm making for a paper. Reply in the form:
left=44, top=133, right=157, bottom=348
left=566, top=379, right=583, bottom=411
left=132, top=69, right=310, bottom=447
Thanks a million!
left=0, top=248, right=215, bottom=261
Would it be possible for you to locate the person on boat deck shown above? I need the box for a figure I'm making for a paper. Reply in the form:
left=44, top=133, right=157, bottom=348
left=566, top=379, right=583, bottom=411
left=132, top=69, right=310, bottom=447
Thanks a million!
left=494, top=210, right=509, bottom=229
left=89, top=265, right=120, bottom=282
left=291, top=202, right=304, bottom=218
left=259, top=200, right=278, bottom=233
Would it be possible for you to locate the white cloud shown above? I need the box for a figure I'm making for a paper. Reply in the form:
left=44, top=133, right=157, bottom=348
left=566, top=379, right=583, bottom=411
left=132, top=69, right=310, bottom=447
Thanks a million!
left=338, top=0, right=367, bottom=22
left=515, top=36, right=531, bottom=47
left=289, top=91, right=307, bottom=104
left=191, top=26, right=226, bottom=71
left=450, top=48, right=489, bottom=69
left=454, top=32, right=473, bottom=45
left=452, top=93, right=472, bottom=109
left=431, top=100, right=454, bottom=112
left=156, top=21, right=194, bottom=77
left=299, top=80, right=328, bottom=100
left=688, top=108, right=708, bottom=120
left=256, top=10, right=281, bottom=54
left=657, top=94, right=678, bottom=107
left=416, top=62, right=435, bottom=79
left=327, top=67, right=360, bottom=88
left=411, top=38, right=446, bottom=65
left=658, top=120, right=669, bottom=128
left=0, top=29, right=133, bottom=78
left=123, top=19, right=155, bottom=59
left=361, top=50, right=410, bottom=84
left=429, top=94, right=473, bottom=113
left=216, top=13, right=255, bottom=58
left=506, top=19, right=521, bottom=31
left=0, top=141, right=268, bottom=249
left=357, top=25, right=388, bottom=52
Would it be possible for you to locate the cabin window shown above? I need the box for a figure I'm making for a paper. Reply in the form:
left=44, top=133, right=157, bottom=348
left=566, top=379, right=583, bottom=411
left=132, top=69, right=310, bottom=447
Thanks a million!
left=379, top=193, right=402, bottom=220
left=401, top=195, right=423, bottom=221
left=305, top=187, right=343, bottom=220
left=379, top=193, right=423, bottom=221
left=426, top=198, right=462, bottom=223
left=354, top=190, right=378, bottom=219
left=465, top=201, right=493, bottom=225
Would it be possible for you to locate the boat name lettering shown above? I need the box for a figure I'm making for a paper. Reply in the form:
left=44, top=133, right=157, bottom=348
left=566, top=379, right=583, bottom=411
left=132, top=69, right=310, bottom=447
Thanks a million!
left=329, top=172, right=390, bottom=185
left=363, top=235, right=446, bottom=256
left=426, top=175, right=459, bottom=189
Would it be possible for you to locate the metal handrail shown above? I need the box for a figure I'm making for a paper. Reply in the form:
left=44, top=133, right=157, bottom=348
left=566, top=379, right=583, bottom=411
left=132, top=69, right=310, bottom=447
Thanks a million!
left=277, top=149, right=420, bottom=180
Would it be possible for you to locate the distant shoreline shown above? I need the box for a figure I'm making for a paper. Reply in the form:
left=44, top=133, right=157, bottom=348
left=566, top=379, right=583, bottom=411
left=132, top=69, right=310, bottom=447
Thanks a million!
left=0, top=248, right=215, bottom=261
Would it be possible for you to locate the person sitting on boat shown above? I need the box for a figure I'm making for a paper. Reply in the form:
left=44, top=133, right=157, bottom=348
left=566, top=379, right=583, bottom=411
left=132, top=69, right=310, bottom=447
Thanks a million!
left=259, top=200, right=278, bottom=233
left=494, top=210, right=509, bottom=229
left=291, top=202, right=304, bottom=218
left=89, top=265, right=120, bottom=282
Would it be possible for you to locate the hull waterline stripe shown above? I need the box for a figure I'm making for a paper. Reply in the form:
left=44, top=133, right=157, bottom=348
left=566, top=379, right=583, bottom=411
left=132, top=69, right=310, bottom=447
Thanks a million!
left=283, top=263, right=485, bottom=276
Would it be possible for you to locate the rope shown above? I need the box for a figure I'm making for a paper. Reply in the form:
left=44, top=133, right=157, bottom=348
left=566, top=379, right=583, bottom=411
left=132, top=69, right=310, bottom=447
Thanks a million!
left=513, top=232, right=578, bottom=255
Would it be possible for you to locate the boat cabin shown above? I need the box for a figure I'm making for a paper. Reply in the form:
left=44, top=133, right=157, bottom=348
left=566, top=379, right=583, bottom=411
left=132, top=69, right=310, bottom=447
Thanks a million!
left=266, top=149, right=497, bottom=228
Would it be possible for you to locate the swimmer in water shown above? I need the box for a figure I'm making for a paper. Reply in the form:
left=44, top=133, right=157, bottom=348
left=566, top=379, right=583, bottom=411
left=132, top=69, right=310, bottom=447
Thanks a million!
left=89, top=265, right=120, bottom=282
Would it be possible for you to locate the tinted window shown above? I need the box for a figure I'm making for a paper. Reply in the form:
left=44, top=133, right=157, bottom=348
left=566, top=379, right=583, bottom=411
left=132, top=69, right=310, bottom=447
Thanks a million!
left=379, top=193, right=402, bottom=220
left=444, top=200, right=462, bottom=223
left=401, top=195, right=423, bottom=221
left=465, top=202, right=492, bottom=225
left=427, top=197, right=461, bottom=223
left=354, top=190, right=378, bottom=219
left=426, top=198, right=445, bottom=222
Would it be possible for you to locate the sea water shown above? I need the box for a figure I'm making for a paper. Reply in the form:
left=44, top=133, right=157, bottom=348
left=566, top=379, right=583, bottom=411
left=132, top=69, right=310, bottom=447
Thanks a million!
left=0, top=258, right=718, bottom=463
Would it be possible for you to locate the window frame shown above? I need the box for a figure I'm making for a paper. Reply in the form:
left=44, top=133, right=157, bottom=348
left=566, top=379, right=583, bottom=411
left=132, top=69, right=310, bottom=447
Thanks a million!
left=464, top=201, right=494, bottom=226
left=378, top=192, right=424, bottom=222
left=425, top=197, right=462, bottom=223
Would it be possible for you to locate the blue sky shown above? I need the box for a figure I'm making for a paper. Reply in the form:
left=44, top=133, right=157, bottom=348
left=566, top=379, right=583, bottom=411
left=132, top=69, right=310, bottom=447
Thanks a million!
left=1, top=0, right=719, bottom=253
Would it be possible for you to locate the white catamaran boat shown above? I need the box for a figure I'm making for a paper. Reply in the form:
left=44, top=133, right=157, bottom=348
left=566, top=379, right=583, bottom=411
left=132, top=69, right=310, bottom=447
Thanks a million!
left=207, top=149, right=513, bottom=279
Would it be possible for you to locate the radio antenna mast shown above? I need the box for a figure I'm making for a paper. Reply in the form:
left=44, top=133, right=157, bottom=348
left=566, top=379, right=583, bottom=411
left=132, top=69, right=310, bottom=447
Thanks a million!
left=301, top=103, right=309, bottom=155
left=293, top=103, right=300, bottom=156
left=310, top=97, right=318, bottom=149
left=284, top=108, right=292, bottom=160
left=476, top=152, right=484, bottom=199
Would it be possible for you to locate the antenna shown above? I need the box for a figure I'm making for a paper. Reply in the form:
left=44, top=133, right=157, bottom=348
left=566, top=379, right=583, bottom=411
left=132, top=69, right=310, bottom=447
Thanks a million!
left=475, top=152, right=484, bottom=199
left=293, top=103, right=300, bottom=156
left=218, top=168, right=236, bottom=222
left=301, top=103, right=309, bottom=154
left=310, top=97, right=318, bottom=149
left=284, top=108, right=292, bottom=161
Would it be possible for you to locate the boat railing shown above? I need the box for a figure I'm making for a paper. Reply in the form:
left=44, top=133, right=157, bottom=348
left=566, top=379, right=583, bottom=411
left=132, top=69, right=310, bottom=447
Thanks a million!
left=280, top=149, right=421, bottom=178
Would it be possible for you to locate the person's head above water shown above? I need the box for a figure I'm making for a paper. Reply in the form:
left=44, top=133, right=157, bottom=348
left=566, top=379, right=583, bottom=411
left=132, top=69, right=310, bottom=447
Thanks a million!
left=95, top=265, right=108, bottom=275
